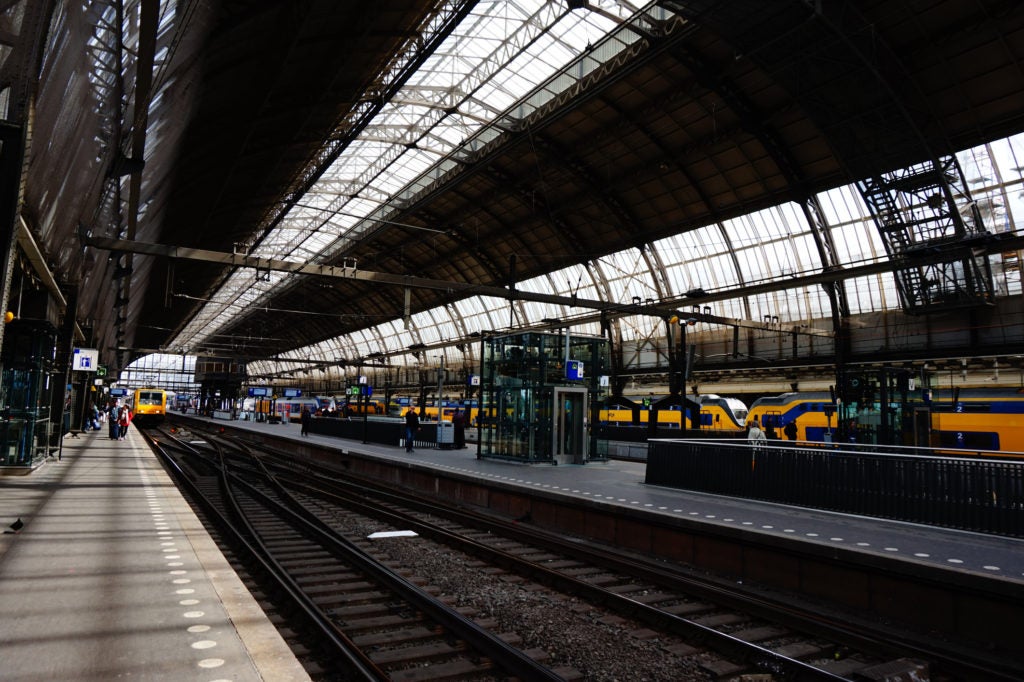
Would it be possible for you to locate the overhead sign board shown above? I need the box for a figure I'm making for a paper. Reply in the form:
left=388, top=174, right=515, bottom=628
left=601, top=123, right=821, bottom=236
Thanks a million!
left=566, top=360, right=584, bottom=380
left=248, top=387, right=269, bottom=397
left=72, top=347, right=99, bottom=372
left=283, top=388, right=302, bottom=398
left=109, top=388, right=128, bottom=397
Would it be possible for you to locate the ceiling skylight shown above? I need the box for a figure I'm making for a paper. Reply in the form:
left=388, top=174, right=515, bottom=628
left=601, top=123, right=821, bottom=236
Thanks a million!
left=170, top=1, right=649, bottom=352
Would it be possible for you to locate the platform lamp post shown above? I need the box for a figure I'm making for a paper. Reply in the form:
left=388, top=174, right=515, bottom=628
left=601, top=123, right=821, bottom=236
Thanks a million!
left=359, top=368, right=368, bottom=444
left=437, top=353, right=445, bottom=418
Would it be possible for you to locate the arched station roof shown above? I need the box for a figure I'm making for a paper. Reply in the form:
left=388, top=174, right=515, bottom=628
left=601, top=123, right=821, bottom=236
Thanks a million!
left=15, top=1, right=1024, bottom=376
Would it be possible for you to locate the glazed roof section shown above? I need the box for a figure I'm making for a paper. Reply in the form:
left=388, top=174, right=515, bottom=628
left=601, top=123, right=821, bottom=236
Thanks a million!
left=141, top=0, right=1024, bottom=377
left=170, top=0, right=648, bottom=353
left=245, top=133, right=1023, bottom=377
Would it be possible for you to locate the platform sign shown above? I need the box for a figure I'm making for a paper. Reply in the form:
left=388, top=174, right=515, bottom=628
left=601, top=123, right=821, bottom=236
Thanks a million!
left=283, top=388, right=302, bottom=398
left=566, top=360, right=584, bottom=380
left=72, top=347, right=99, bottom=372
left=468, top=374, right=480, bottom=386
left=109, top=388, right=128, bottom=397
left=248, top=387, right=269, bottom=397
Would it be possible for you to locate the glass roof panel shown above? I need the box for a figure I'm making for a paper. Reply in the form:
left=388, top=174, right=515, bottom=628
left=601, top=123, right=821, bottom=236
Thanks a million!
left=170, top=1, right=653, bottom=350
left=598, top=248, right=659, bottom=302
left=452, top=295, right=508, bottom=333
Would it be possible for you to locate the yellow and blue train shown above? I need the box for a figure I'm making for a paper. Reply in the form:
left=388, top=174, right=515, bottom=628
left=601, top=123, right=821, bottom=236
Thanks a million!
left=603, top=388, right=1024, bottom=454
left=601, top=394, right=748, bottom=431
left=744, top=388, right=1024, bottom=453
left=385, top=387, right=1024, bottom=454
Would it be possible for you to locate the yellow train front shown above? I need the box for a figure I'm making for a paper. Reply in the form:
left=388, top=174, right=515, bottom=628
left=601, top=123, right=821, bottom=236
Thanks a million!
left=132, top=388, right=171, bottom=426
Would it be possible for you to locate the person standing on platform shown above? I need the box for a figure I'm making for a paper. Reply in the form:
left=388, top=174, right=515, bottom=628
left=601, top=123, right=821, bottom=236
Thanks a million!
left=404, top=408, right=420, bottom=453
left=783, top=420, right=798, bottom=441
left=300, top=406, right=312, bottom=437
left=747, top=419, right=767, bottom=444
left=108, top=403, right=120, bottom=440
left=119, top=406, right=132, bottom=440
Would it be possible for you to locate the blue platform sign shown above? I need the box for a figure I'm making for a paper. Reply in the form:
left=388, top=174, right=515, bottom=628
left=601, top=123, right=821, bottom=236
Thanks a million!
left=248, top=387, right=269, bottom=397
left=566, top=360, right=584, bottom=380
left=283, top=388, right=302, bottom=398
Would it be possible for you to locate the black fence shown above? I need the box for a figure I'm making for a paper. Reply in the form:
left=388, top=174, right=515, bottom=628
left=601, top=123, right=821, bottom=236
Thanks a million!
left=646, top=439, right=1024, bottom=538
left=596, top=425, right=738, bottom=451
left=308, top=416, right=439, bottom=450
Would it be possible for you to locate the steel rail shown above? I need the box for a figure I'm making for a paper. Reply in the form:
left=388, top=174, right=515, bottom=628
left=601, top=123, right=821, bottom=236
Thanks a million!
left=278, top=471, right=848, bottom=682
left=230, top=454, right=568, bottom=682
left=144, top=430, right=389, bottom=681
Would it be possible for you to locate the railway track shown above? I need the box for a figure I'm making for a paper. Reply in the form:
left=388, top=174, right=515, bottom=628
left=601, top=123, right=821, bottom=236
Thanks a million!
left=267, top=463, right=1019, bottom=681
left=152, top=424, right=1023, bottom=681
left=148, top=426, right=570, bottom=681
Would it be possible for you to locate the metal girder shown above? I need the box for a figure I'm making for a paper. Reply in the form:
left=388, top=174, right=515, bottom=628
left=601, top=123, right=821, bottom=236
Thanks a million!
left=86, top=225, right=1024, bottom=356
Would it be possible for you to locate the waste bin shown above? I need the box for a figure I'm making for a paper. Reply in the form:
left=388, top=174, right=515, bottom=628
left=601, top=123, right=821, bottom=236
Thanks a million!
left=437, top=420, right=454, bottom=449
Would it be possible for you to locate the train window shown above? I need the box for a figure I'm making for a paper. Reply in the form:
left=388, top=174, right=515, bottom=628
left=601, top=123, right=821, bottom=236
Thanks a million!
left=137, top=391, right=164, bottom=405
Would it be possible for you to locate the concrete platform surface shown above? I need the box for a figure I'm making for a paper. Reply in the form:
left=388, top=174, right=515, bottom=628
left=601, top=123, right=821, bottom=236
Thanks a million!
left=0, top=428, right=310, bottom=682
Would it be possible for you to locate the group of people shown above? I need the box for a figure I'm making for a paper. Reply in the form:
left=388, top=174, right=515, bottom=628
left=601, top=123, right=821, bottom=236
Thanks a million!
left=82, top=404, right=104, bottom=432
left=747, top=417, right=799, bottom=443
left=403, top=408, right=467, bottom=453
left=107, top=402, right=133, bottom=440
left=79, top=402, right=133, bottom=441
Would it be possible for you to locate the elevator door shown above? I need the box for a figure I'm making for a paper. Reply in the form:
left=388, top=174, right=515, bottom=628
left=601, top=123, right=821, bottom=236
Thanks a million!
left=553, top=388, right=587, bottom=464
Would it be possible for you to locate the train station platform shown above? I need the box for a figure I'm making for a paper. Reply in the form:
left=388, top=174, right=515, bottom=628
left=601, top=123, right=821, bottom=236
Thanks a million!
left=221, top=413, right=1024, bottom=583
left=0, top=427, right=309, bottom=682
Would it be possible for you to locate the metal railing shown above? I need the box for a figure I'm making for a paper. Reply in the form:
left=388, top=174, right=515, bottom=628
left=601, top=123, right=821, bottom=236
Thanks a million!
left=646, top=439, right=1024, bottom=537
